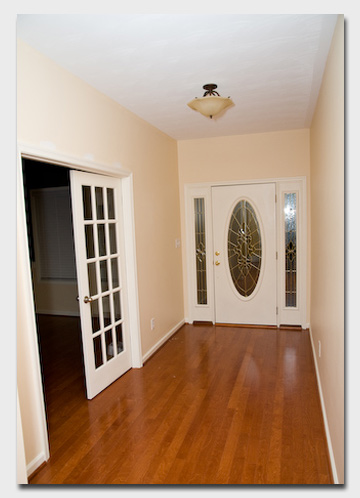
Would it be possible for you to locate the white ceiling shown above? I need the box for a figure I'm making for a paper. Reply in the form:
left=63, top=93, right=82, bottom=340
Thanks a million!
left=17, top=14, right=338, bottom=140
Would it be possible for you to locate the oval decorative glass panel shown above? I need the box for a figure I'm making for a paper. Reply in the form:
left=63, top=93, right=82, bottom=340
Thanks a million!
left=227, top=200, right=262, bottom=297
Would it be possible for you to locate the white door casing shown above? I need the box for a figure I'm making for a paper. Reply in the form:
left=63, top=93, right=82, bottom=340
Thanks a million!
left=212, top=183, right=277, bottom=325
left=70, top=170, right=132, bottom=399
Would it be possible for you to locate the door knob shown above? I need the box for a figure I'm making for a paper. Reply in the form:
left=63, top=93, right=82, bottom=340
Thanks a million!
left=215, top=251, right=220, bottom=256
left=215, top=260, right=220, bottom=266
left=83, top=296, right=93, bottom=303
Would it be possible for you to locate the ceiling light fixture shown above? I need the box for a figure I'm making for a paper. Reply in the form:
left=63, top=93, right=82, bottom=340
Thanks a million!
left=187, top=84, right=234, bottom=119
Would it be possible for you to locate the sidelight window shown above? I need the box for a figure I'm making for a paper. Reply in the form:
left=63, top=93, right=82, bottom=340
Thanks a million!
left=194, top=198, right=207, bottom=305
left=284, top=193, right=297, bottom=307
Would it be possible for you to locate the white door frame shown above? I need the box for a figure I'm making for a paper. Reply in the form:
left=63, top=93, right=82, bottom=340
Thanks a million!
left=17, top=143, right=142, bottom=471
left=184, top=177, right=307, bottom=328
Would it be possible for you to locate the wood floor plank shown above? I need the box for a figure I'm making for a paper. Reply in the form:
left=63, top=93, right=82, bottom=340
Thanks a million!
left=29, top=318, right=333, bottom=485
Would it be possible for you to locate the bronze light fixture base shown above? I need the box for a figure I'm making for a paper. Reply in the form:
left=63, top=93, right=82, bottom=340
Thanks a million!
left=202, top=84, right=220, bottom=97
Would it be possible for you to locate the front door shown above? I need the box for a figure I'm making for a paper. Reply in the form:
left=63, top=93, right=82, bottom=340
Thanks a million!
left=212, top=183, right=277, bottom=325
left=70, top=170, right=132, bottom=399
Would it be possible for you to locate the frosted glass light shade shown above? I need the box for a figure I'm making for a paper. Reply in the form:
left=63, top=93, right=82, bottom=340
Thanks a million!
left=187, top=95, right=234, bottom=118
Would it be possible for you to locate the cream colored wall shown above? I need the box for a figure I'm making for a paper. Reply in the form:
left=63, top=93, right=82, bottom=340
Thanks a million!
left=29, top=187, right=79, bottom=316
left=177, top=129, right=311, bottom=321
left=17, top=39, right=184, bottom=468
left=31, top=273, right=79, bottom=316
left=310, top=16, right=344, bottom=483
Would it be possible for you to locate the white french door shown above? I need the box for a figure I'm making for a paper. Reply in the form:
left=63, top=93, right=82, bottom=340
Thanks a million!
left=212, top=183, right=277, bottom=325
left=70, top=170, right=132, bottom=399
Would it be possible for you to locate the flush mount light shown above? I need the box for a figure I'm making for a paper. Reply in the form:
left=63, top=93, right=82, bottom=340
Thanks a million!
left=187, top=84, right=234, bottom=119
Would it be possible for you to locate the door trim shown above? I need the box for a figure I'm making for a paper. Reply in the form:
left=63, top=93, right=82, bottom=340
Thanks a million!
left=184, top=177, right=307, bottom=328
left=17, top=143, right=142, bottom=472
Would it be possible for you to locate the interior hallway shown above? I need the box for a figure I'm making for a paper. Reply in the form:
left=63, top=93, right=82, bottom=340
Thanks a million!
left=30, top=318, right=332, bottom=485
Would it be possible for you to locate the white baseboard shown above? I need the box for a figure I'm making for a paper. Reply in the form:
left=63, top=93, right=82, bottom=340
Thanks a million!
left=26, top=452, right=47, bottom=478
left=309, top=327, right=339, bottom=484
left=142, top=319, right=185, bottom=363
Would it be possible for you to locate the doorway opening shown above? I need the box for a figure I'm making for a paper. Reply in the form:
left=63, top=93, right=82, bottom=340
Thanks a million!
left=22, top=158, right=87, bottom=427
left=18, top=147, right=142, bottom=475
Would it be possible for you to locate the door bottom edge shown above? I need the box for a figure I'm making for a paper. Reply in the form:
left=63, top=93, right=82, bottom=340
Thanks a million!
left=215, top=322, right=278, bottom=329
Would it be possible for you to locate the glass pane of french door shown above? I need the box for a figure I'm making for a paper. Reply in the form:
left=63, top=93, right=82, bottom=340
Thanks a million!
left=82, top=185, right=124, bottom=369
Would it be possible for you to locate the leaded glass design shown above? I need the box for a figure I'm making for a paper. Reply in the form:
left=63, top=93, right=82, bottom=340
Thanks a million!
left=194, top=198, right=207, bottom=305
left=228, top=200, right=262, bottom=297
left=284, top=193, right=297, bottom=307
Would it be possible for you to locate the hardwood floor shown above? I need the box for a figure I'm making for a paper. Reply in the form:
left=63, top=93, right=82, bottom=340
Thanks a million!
left=30, top=318, right=333, bottom=485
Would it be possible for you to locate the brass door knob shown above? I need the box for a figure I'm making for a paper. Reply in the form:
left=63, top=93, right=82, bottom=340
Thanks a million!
left=215, top=251, right=220, bottom=256
left=215, top=260, right=220, bottom=266
left=83, top=296, right=93, bottom=303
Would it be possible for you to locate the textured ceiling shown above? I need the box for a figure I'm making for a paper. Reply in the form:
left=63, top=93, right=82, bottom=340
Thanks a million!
left=17, top=14, right=338, bottom=140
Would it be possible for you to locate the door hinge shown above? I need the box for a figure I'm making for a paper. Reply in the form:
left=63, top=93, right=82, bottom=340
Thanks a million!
left=276, top=306, right=279, bottom=315
left=275, top=194, right=277, bottom=203
left=276, top=251, right=278, bottom=260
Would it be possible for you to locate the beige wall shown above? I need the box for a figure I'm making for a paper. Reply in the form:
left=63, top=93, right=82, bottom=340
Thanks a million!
left=177, top=128, right=311, bottom=320
left=178, top=129, right=310, bottom=185
left=31, top=268, right=79, bottom=316
left=17, top=39, right=184, bottom=467
left=310, top=16, right=344, bottom=483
